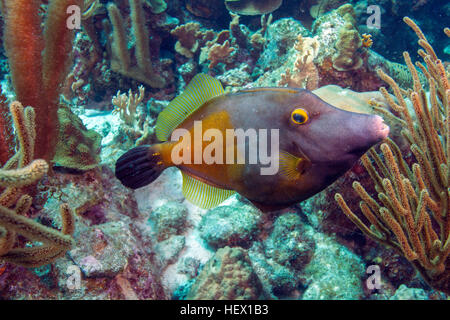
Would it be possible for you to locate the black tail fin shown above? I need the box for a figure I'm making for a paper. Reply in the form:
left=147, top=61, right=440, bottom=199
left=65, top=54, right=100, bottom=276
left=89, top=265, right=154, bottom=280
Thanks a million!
left=115, top=145, right=166, bottom=189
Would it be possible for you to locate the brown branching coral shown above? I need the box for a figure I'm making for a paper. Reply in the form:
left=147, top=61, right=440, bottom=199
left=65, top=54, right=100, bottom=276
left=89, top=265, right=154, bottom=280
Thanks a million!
left=171, top=22, right=202, bottom=59
left=107, top=0, right=166, bottom=88
left=0, top=101, right=75, bottom=268
left=112, top=86, right=156, bottom=147
left=112, top=86, right=145, bottom=126
left=335, top=18, right=449, bottom=294
left=207, top=40, right=236, bottom=69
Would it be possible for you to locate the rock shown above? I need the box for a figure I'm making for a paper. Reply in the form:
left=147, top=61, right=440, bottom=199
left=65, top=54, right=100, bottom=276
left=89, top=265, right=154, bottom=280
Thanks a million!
left=198, top=203, right=262, bottom=249
left=246, top=213, right=315, bottom=298
left=69, top=219, right=134, bottom=277
left=177, top=256, right=203, bottom=279
left=264, top=212, right=315, bottom=271
left=301, top=230, right=365, bottom=300
left=155, top=235, right=186, bottom=267
left=150, top=201, right=188, bottom=241
left=248, top=243, right=297, bottom=298
left=390, top=285, right=430, bottom=300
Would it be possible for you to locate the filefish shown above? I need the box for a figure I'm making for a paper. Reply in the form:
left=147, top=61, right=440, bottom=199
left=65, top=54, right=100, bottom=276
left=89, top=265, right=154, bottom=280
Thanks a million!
left=224, top=0, right=282, bottom=15
left=115, top=74, right=389, bottom=212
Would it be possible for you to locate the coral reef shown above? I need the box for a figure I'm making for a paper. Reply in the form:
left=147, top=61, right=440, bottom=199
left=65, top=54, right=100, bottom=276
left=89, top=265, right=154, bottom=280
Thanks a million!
left=0, top=0, right=448, bottom=302
left=171, top=22, right=214, bottom=59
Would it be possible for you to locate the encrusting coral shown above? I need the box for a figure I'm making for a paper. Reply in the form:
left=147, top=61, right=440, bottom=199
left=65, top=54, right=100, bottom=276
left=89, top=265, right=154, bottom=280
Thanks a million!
left=335, top=18, right=449, bottom=294
left=331, top=5, right=363, bottom=71
left=0, top=101, right=75, bottom=268
left=186, top=246, right=267, bottom=299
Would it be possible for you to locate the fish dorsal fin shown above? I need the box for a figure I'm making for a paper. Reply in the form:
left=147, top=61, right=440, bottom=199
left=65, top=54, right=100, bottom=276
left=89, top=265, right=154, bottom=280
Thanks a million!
left=155, top=74, right=225, bottom=141
left=181, top=172, right=235, bottom=209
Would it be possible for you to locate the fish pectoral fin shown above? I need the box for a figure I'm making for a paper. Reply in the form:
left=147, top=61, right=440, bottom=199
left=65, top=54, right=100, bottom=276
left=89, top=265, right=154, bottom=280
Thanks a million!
left=155, top=73, right=225, bottom=141
left=278, top=151, right=311, bottom=181
left=181, top=172, right=235, bottom=209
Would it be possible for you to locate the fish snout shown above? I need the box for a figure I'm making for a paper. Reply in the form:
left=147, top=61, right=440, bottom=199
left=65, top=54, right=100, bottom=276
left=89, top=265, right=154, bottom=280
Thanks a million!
left=347, top=115, right=390, bottom=156
left=371, top=115, right=390, bottom=141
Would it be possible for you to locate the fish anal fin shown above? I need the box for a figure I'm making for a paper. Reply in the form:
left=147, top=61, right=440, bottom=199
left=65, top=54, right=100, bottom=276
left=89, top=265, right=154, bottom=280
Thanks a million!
left=181, top=172, right=235, bottom=209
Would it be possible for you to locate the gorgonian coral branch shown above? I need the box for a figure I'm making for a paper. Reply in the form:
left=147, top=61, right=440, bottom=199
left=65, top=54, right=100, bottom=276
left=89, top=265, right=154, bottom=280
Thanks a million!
left=0, top=101, right=75, bottom=267
left=335, top=17, right=449, bottom=294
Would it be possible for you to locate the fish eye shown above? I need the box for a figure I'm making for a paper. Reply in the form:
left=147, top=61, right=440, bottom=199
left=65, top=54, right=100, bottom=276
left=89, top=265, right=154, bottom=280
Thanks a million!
left=291, top=108, right=309, bottom=125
